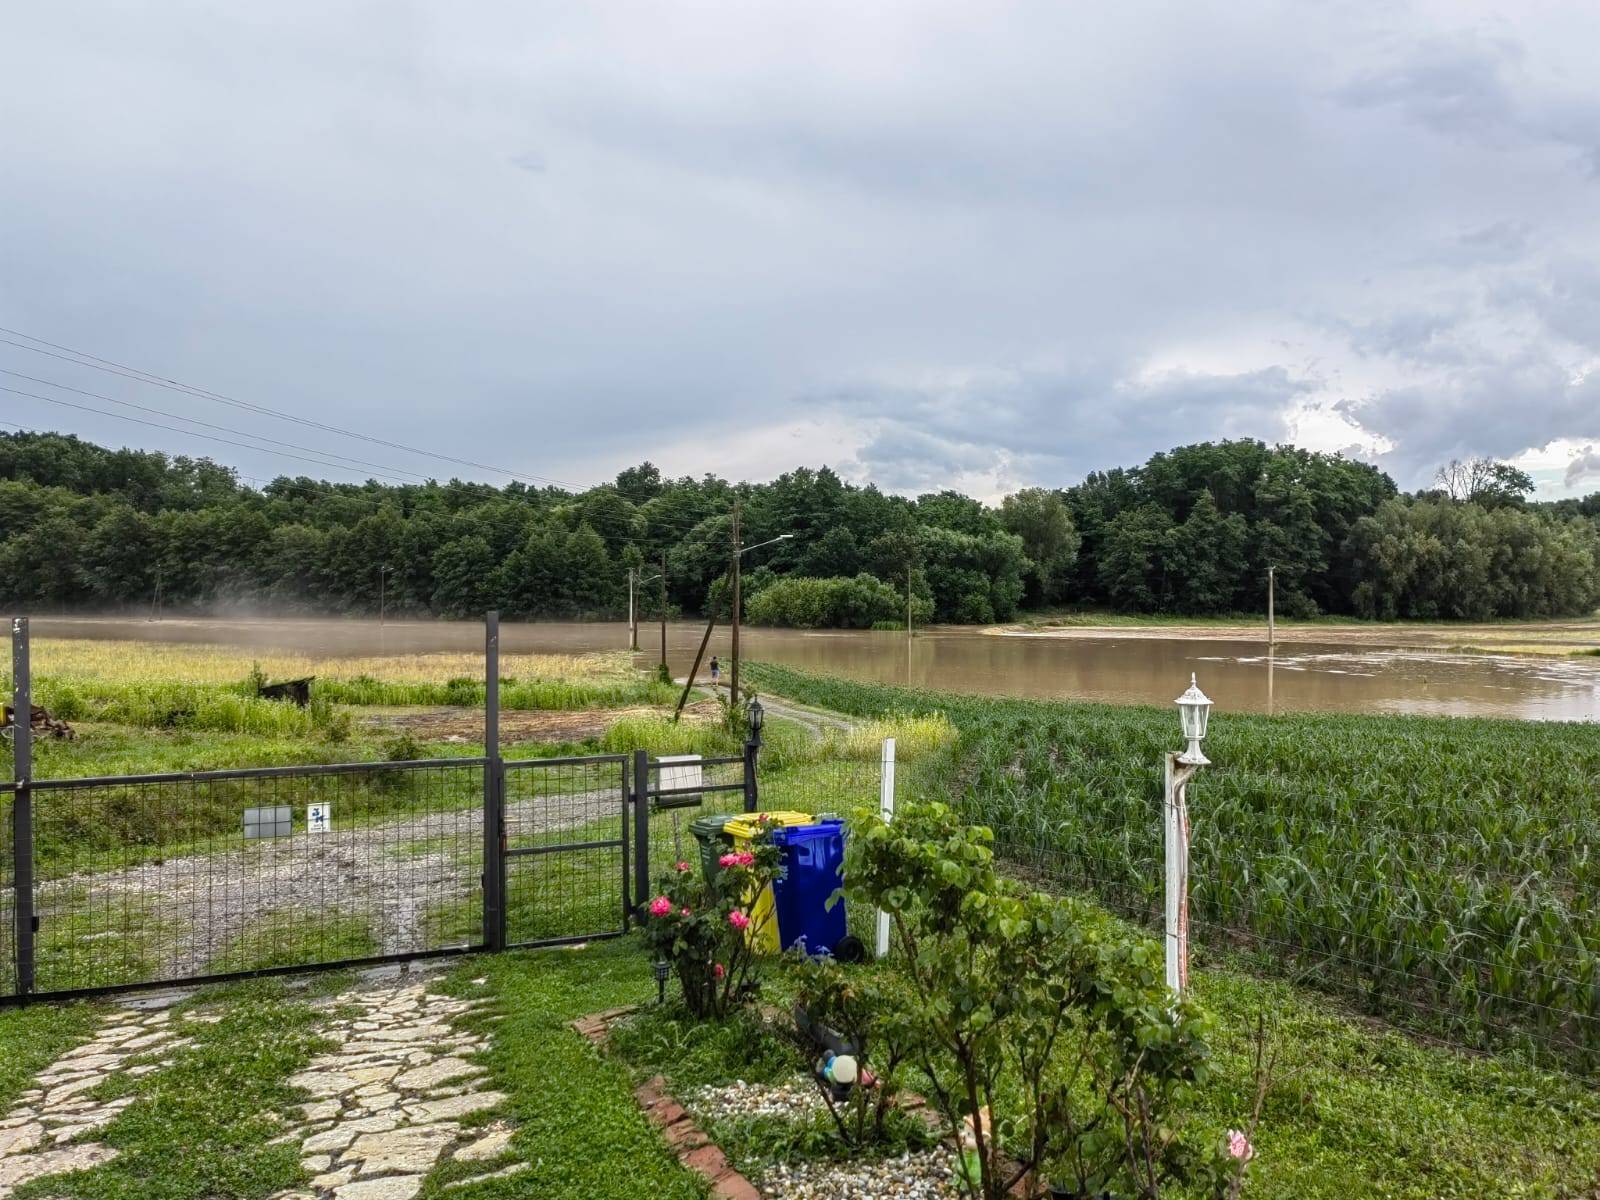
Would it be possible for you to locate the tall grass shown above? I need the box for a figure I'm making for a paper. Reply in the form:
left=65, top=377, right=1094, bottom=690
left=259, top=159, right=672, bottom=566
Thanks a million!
left=12, top=639, right=639, bottom=686
left=31, top=677, right=343, bottom=737
left=747, top=662, right=1600, bottom=1067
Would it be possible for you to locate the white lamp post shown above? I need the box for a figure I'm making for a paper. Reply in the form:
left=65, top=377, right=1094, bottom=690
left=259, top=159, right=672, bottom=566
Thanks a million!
left=1165, top=674, right=1214, bottom=995
left=1175, top=674, right=1214, bottom=765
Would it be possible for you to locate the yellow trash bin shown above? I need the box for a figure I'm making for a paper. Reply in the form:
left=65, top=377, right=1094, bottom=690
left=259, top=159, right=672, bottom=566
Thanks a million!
left=722, top=811, right=811, bottom=953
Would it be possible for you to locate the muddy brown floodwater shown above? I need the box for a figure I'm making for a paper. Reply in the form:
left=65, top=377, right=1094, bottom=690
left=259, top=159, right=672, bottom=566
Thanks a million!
left=30, top=615, right=1600, bottom=723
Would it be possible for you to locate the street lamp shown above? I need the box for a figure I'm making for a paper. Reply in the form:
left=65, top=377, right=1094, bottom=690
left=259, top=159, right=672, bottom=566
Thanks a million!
left=1175, top=674, right=1213, bottom=766
left=747, top=696, right=764, bottom=743
left=1164, top=674, right=1214, bottom=997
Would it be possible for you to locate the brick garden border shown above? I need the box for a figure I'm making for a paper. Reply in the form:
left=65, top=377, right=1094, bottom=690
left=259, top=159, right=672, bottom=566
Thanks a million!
left=572, top=1006, right=761, bottom=1199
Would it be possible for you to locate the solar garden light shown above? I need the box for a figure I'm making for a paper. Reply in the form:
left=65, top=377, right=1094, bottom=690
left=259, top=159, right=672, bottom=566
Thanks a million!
left=652, top=959, right=671, bottom=1005
left=747, top=697, right=764, bottom=745
left=1165, top=675, right=1214, bottom=996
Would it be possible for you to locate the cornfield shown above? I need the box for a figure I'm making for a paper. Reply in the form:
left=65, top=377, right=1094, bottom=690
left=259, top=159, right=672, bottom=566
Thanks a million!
left=747, top=663, right=1600, bottom=1067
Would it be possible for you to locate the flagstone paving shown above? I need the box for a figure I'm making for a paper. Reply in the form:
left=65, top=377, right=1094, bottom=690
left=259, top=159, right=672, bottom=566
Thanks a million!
left=0, top=966, right=523, bottom=1199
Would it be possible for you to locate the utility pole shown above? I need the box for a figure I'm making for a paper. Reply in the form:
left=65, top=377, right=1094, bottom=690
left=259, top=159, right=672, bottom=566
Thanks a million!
left=1267, top=565, right=1276, bottom=647
left=628, top=567, right=639, bottom=651
left=906, top=566, right=913, bottom=639
left=150, top=566, right=162, bottom=622
left=730, top=500, right=742, bottom=704
left=659, top=552, right=668, bottom=672
left=379, top=565, right=387, bottom=627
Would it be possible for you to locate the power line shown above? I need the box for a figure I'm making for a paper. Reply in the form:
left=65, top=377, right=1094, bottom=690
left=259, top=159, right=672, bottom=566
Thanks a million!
left=0, top=327, right=584, bottom=490
left=2, top=386, right=416, bottom=480
left=0, top=413, right=738, bottom=545
left=0, top=368, right=435, bottom=483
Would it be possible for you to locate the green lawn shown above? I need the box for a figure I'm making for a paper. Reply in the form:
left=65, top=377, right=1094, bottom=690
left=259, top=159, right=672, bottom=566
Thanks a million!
left=0, top=937, right=1593, bottom=1198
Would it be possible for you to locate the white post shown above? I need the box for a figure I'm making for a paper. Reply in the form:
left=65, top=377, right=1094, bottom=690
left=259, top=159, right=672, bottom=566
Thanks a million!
left=1163, top=751, right=1192, bottom=995
left=875, top=737, right=897, bottom=960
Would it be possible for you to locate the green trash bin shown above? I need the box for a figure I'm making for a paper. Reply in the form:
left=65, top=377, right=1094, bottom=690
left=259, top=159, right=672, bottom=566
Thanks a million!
left=690, top=814, right=734, bottom=887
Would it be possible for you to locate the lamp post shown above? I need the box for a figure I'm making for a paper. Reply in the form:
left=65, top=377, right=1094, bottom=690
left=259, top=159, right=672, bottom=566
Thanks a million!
left=742, top=697, right=765, bottom=813
left=1165, top=674, right=1214, bottom=995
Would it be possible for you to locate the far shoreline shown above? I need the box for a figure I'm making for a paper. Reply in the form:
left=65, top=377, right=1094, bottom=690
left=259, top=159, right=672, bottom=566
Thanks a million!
left=984, top=613, right=1600, bottom=657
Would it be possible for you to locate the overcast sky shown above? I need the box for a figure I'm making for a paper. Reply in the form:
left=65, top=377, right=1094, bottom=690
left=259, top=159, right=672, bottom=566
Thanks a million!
left=4, top=1, right=1599, bottom=501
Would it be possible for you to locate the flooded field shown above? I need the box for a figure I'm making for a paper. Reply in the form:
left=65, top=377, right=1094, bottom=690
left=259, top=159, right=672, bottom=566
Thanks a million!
left=27, top=615, right=1600, bottom=723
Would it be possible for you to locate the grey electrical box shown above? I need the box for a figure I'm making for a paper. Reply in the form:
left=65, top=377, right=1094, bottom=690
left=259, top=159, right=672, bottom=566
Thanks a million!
left=243, top=805, right=293, bottom=839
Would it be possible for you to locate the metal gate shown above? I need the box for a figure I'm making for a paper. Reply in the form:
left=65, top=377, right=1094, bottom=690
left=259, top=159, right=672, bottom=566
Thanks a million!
left=5, top=612, right=768, bottom=1001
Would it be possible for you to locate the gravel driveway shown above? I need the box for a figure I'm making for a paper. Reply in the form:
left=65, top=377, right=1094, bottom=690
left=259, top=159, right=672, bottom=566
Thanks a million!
left=33, top=785, right=619, bottom=987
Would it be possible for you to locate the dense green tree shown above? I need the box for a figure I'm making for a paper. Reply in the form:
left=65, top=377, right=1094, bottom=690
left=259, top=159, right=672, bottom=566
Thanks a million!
left=998, top=487, right=1080, bottom=606
left=1, top=430, right=1592, bottom=625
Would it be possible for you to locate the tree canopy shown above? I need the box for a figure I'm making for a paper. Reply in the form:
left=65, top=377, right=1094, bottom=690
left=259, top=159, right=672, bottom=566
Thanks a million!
left=2, top=431, right=1596, bottom=624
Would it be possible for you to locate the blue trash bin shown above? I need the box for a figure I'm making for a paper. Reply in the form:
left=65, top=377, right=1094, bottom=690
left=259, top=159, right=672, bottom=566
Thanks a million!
left=770, top=819, right=849, bottom=957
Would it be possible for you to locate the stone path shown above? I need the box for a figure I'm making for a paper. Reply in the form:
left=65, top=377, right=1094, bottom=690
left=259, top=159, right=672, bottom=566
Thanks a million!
left=0, top=965, right=523, bottom=1200
left=0, top=993, right=195, bottom=1193
left=268, top=966, right=519, bottom=1200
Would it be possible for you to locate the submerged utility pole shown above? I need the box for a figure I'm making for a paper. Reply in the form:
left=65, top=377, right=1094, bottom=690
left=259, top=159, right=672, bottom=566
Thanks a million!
left=730, top=499, right=742, bottom=704
left=659, top=552, right=668, bottom=672
left=1267, top=565, right=1276, bottom=647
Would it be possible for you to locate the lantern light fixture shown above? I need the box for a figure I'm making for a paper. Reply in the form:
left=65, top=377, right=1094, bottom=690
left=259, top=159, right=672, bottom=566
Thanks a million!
left=1175, top=674, right=1213, bottom=766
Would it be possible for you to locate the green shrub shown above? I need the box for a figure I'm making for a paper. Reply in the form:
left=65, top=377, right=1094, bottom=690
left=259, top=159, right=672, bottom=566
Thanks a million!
left=746, top=574, right=907, bottom=629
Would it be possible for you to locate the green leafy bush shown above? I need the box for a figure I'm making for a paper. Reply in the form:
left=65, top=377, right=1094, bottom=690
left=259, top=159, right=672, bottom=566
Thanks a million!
left=846, top=800, right=1239, bottom=1199
left=746, top=574, right=914, bottom=629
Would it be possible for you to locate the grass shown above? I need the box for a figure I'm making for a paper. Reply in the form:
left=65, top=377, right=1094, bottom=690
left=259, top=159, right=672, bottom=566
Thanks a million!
left=746, top=663, right=1600, bottom=1068
left=429, top=947, right=706, bottom=1200
left=468, top=938, right=1599, bottom=1199
left=204, top=912, right=380, bottom=976
left=0, top=1001, right=102, bottom=1111
left=4, top=641, right=674, bottom=729
left=11, top=640, right=643, bottom=688
left=15, top=978, right=337, bottom=1200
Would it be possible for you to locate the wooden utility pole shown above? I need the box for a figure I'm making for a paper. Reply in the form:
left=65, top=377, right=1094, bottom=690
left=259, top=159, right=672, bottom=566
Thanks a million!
left=906, top=566, right=913, bottom=639
left=1267, top=565, right=1276, bottom=647
left=659, top=552, right=668, bottom=672
left=628, top=567, right=640, bottom=651
left=730, top=500, right=742, bottom=704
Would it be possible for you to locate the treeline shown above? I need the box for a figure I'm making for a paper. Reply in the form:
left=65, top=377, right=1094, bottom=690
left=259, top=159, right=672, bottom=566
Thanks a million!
left=2, top=431, right=1597, bottom=624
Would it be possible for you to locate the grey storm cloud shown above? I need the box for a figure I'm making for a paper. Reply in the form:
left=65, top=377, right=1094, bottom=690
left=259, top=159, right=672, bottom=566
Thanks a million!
left=2, top=1, right=1600, bottom=498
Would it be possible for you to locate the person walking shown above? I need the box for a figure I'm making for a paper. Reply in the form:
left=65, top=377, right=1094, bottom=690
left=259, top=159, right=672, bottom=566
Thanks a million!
left=708, top=655, right=721, bottom=688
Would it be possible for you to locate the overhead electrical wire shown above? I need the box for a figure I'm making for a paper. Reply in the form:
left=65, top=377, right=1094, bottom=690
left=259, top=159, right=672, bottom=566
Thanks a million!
left=0, top=368, right=435, bottom=483
left=0, top=327, right=758, bottom=546
left=0, top=327, right=584, bottom=490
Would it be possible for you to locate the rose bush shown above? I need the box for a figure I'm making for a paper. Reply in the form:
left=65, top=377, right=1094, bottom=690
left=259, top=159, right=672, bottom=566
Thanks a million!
left=641, top=825, right=783, bottom=1018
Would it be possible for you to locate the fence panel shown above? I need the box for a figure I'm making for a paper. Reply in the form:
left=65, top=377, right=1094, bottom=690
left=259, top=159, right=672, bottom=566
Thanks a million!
left=502, top=755, right=630, bottom=947
left=23, top=759, right=485, bottom=997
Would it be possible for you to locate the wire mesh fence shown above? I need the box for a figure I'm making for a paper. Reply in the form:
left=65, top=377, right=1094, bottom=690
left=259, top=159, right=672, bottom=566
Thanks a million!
left=11, top=760, right=486, bottom=996
left=502, top=755, right=630, bottom=947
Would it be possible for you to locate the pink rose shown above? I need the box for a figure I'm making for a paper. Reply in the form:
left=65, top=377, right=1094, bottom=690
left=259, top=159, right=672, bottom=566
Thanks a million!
left=728, top=910, right=751, bottom=930
left=1226, top=1130, right=1254, bottom=1162
left=675, top=861, right=691, bottom=872
left=681, top=906, right=691, bottom=916
left=736, top=852, right=755, bottom=867
left=648, top=896, right=672, bottom=917
left=718, top=853, right=739, bottom=868
left=712, top=963, right=726, bottom=979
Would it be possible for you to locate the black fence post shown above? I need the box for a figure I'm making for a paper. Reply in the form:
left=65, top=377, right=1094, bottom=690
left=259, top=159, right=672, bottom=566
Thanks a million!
left=482, top=611, right=505, bottom=952
left=11, top=617, right=35, bottom=998
left=632, top=749, right=649, bottom=915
